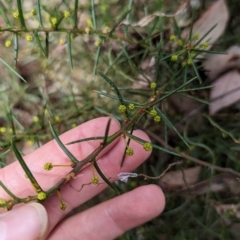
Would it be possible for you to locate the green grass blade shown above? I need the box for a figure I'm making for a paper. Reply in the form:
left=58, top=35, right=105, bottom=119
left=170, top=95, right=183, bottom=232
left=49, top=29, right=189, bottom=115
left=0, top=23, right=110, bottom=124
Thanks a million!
left=91, top=0, right=96, bottom=29
left=17, top=0, right=26, bottom=29
left=171, top=18, right=181, bottom=38
left=109, top=8, right=132, bottom=35
left=103, top=118, right=111, bottom=146
left=187, top=9, right=195, bottom=42
left=55, top=16, right=64, bottom=29
left=97, top=71, right=123, bottom=104
left=204, top=115, right=240, bottom=144
left=45, top=32, right=49, bottom=58
left=152, top=77, right=197, bottom=107
left=0, top=4, right=11, bottom=26
left=49, top=122, right=78, bottom=164
left=192, top=49, right=225, bottom=55
left=98, top=71, right=124, bottom=104
left=188, top=52, right=202, bottom=83
left=184, top=121, right=215, bottom=162
left=120, top=124, right=135, bottom=167
left=125, top=132, right=180, bottom=156
left=0, top=149, right=10, bottom=168
left=14, top=33, right=18, bottom=66
left=104, top=51, right=123, bottom=75
left=12, top=114, right=25, bottom=131
left=156, top=108, right=189, bottom=147
left=12, top=141, right=42, bottom=192
left=180, top=93, right=209, bottom=105
left=34, top=31, right=46, bottom=57
left=93, top=160, right=119, bottom=193
left=0, top=57, right=26, bottom=82
left=94, top=90, right=143, bottom=105
left=119, top=41, right=151, bottom=83
left=94, top=107, right=122, bottom=121
left=6, top=109, right=16, bottom=136
left=98, top=71, right=130, bottom=119
left=93, top=41, right=101, bottom=79
left=67, top=32, right=73, bottom=69
left=0, top=181, right=21, bottom=200
left=67, top=136, right=105, bottom=145
left=36, top=0, right=43, bottom=27
left=194, top=24, right=217, bottom=47
left=124, top=0, right=133, bottom=37
left=73, top=0, right=78, bottom=29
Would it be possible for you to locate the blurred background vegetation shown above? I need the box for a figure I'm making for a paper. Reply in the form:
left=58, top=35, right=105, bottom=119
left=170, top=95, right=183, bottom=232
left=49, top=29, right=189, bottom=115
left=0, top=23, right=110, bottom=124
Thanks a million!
left=1, top=0, right=240, bottom=239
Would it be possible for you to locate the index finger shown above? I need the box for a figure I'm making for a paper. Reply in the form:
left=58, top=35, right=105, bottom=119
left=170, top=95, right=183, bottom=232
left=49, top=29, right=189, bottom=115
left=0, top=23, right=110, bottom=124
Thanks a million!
left=0, top=117, right=121, bottom=199
left=0, top=117, right=152, bottom=233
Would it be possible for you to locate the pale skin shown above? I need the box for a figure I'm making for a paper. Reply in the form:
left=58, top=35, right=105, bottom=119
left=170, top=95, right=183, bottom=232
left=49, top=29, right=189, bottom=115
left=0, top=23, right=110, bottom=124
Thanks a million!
left=0, top=117, right=165, bottom=239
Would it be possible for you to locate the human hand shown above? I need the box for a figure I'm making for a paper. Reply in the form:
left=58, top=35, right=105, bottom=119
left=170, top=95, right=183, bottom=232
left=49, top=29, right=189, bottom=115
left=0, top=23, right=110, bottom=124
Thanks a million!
left=0, top=117, right=165, bottom=240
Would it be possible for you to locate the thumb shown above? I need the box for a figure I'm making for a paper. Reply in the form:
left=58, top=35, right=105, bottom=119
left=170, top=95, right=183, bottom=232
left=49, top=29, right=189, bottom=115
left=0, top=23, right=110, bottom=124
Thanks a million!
left=0, top=202, right=48, bottom=240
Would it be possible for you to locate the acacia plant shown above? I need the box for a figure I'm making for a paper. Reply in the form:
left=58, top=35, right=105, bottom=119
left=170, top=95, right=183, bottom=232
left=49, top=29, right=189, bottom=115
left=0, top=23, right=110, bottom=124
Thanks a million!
left=0, top=0, right=219, bottom=208
left=0, top=0, right=238, bottom=238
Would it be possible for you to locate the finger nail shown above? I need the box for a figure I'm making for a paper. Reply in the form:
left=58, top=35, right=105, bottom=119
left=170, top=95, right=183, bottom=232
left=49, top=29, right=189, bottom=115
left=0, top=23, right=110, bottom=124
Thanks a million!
left=0, top=202, right=48, bottom=240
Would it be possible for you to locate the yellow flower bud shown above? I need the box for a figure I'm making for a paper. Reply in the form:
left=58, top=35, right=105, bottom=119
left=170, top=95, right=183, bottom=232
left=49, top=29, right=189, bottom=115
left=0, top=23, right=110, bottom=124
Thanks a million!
left=44, top=163, right=53, bottom=171
left=126, top=148, right=134, bottom=156
left=13, top=10, right=19, bottom=19
left=193, top=33, right=199, bottom=40
left=33, top=116, right=39, bottom=122
left=129, top=103, right=135, bottom=110
left=85, top=27, right=90, bottom=34
left=150, top=82, right=157, bottom=89
left=60, top=202, right=67, bottom=211
left=37, top=191, right=47, bottom=200
left=0, top=127, right=6, bottom=133
left=63, top=11, right=70, bottom=18
left=5, top=40, right=11, bottom=47
left=51, top=17, right=58, bottom=26
left=91, top=176, right=99, bottom=185
left=86, top=18, right=93, bottom=27
left=59, top=38, right=65, bottom=45
left=171, top=55, right=178, bottom=61
left=143, top=142, right=152, bottom=151
left=31, top=9, right=37, bottom=16
left=201, top=42, right=209, bottom=49
left=170, top=35, right=177, bottom=41
left=95, top=39, right=101, bottom=47
left=26, top=35, right=33, bottom=42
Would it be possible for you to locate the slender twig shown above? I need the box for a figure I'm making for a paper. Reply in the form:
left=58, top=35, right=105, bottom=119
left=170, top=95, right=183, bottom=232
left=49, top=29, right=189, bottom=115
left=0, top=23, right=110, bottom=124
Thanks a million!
left=138, top=161, right=182, bottom=180
left=147, top=131, right=240, bottom=177
left=0, top=27, right=145, bottom=46
left=1, top=79, right=198, bottom=208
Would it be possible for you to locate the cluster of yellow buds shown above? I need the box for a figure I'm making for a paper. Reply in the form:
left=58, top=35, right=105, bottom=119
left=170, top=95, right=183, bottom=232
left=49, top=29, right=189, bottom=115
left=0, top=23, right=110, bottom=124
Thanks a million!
left=128, top=103, right=135, bottom=110
left=59, top=38, right=65, bottom=45
left=143, top=142, right=153, bottom=151
left=37, top=191, right=47, bottom=200
left=44, top=163, right=53, bottom=171
left=150, top=82, right=157, bottom=90
left=5, top=40, right=11, bottom=47
left=118, top=104, right=127, bottom=113
left=26, top=34, right=33, bottom=42
left=50, top=17, right=58, bottom=26
left=13, top=10, right=19, bottom=19
left=94, top=39, right=101, bottom=47
left=126, top=147, right=134, bottom=156
left=85, top=18, right=93, bottom=34
left=31, top=9, right=37, bottom=16
left=63, top=11, right=70, bottom=18
left=91, top=176, right=99, bottom=185
left=148, top=109, right=161, bottom=123
left=169, top=33, right=209, bottom=65
left=0, top=127, right=6, bottom=133
left=33, top=116, right=39, bottom=123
